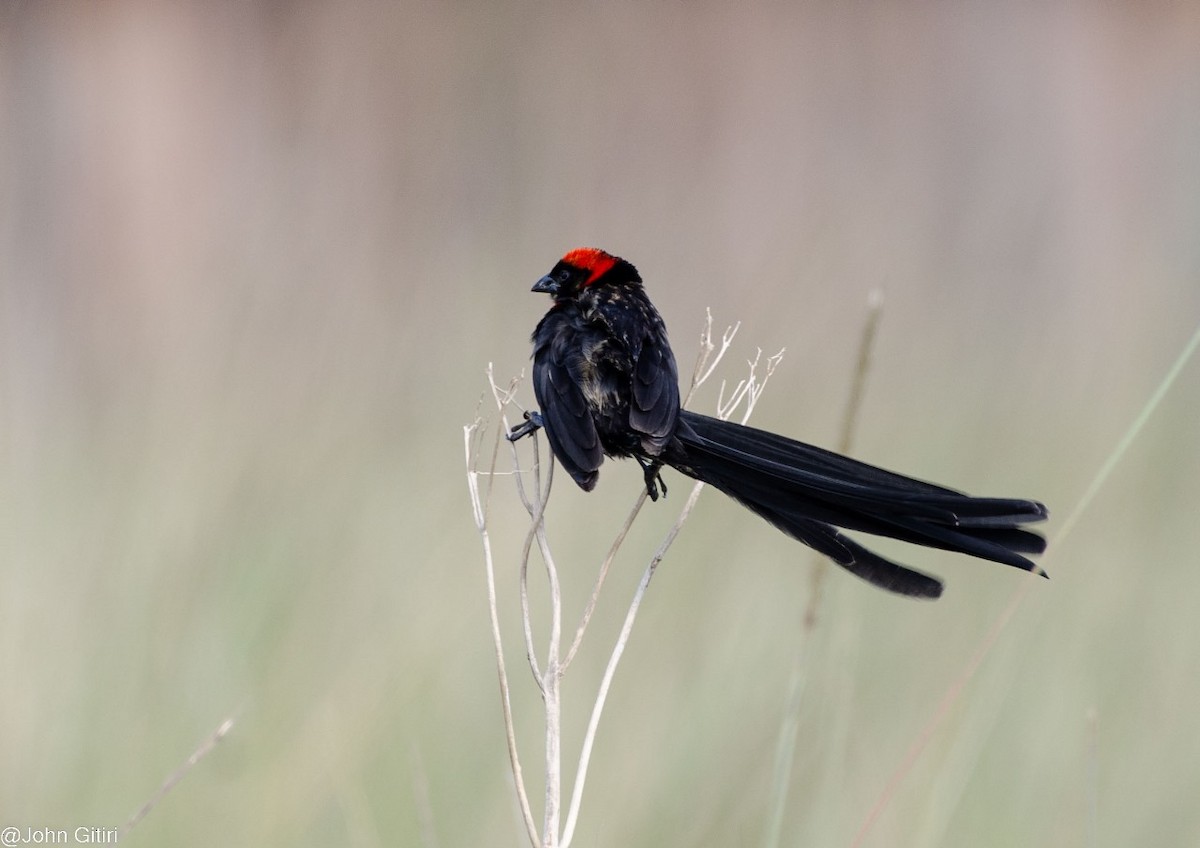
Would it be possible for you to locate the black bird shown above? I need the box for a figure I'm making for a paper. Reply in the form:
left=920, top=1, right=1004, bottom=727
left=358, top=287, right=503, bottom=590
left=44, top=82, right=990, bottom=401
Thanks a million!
left=508, top=248, right=1047, bottom=599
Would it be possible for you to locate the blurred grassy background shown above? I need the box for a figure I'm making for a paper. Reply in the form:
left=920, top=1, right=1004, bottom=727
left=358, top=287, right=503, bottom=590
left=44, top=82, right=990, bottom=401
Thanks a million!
left=2, top=2, right=1199, bottom=845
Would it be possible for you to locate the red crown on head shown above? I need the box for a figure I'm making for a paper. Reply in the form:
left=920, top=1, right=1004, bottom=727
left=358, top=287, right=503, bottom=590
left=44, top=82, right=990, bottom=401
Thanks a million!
left=561, top=247, right=618, bottom=286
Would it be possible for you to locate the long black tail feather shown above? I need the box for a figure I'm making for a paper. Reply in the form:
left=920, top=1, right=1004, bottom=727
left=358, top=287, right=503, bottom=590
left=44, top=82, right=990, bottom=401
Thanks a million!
left=666, top=410, right=1048, bottom=599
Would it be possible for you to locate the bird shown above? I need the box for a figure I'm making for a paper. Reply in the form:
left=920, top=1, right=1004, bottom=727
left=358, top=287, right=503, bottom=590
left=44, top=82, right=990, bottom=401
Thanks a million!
left=506, top=247, right=1048, bottom=599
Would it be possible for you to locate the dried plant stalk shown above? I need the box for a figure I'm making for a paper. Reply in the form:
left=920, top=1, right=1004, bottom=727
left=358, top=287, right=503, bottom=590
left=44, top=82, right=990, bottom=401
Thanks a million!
left=465, top=312, right=782, bottom=848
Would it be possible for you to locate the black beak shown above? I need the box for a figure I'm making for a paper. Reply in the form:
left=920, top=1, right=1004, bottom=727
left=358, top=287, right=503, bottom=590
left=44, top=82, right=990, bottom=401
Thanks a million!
left=531, top=275, right=559, bottom=295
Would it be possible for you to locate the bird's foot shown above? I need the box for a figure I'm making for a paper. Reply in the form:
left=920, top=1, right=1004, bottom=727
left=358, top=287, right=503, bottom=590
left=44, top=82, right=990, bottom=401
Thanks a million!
left=506, top=410, right=544, bottom=442
left=637, top=457, right=667, bottom=501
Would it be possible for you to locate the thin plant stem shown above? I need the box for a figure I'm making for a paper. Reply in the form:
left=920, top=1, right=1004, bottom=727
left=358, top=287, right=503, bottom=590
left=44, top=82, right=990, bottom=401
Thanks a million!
left=467, top=371, right=540, bottom=846
left=490, top=386, right=563, bottom=846
left=540, top=462, right=563, bottom=847
left=470, top=314, right=780, bottom=848
left=517, top=443, right=547, bottom=689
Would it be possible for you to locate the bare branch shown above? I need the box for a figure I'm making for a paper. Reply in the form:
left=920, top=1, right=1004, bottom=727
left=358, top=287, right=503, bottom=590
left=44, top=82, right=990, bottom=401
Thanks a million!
left=472, top=313, right=765, bottom=848
left=685, top=308, right=740, bottom=406
left=465, top=390, right=540, bottom=847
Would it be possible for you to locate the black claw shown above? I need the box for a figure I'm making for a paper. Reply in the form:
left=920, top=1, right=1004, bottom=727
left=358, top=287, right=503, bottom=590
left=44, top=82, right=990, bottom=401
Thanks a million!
left=507, top=410, right=545, bottom=442
left=637, top=457, right=667, bottom=501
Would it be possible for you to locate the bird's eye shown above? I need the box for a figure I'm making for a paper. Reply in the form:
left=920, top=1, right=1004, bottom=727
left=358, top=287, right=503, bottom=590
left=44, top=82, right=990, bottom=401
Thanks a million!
left=557, top=268, right=571, bottom=282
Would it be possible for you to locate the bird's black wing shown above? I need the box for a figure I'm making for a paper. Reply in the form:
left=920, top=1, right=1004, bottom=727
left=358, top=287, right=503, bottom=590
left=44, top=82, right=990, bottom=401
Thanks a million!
left=531, top=312, right=603, bottom=490
left=631, top=332, right=679, bottom=450
left=594, top=293, right=680, bottom=455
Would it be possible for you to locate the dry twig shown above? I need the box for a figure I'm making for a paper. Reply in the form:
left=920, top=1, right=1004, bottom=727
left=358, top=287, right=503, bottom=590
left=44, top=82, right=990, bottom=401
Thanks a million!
left=466, top=311, right=782, bottom=848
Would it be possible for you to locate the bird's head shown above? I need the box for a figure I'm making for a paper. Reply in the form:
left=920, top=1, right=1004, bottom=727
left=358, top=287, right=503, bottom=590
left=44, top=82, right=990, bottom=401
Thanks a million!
left=532, top=248, right=641, bottom=298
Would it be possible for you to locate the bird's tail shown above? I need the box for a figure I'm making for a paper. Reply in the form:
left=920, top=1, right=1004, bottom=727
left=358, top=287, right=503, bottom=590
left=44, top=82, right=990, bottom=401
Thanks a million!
left=665, top=410, right=1048, bottom=599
